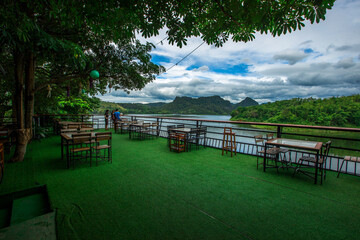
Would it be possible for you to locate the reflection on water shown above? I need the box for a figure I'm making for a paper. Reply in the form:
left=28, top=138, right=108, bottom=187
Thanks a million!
left=94, top=114, right=270, bottom=144
left=92, top=114, right=359, bottom=173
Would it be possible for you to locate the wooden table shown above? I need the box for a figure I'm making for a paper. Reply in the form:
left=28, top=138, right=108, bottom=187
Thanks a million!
left=170, top=128, right=197, bottom=151
left=57, top=121, right=93, bottom=132
left=60, top=128, right=94, bottom=133
left=128, top=123, right=151, bottom=139
left=60, top=132, right=96, bottom=169
left=115, top=121, right=137, bottom=134
left=264, top=138, right=323, bottom=184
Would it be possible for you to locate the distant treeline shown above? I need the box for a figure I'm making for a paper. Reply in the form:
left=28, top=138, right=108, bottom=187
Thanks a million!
left=94, top=96, right=258, bottom=115
left=230, top=95, right=360, bottom=127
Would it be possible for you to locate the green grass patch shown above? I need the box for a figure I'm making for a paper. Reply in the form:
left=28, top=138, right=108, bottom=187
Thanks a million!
left=1, top=133, right=360, bottom=239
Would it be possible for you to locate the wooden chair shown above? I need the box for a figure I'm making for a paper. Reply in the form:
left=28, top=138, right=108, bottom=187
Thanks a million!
left=265, top=133, right=275, bottom=140
left=141, top=123, right=151, bottom=139
left=167, top=125, right=176, bottom=147
left=222, top=127, right=236, bottom=157
left=254, top=135, right=279, bottom=170
left=120, top=121, right=131, bottom=134
left=150, top=123, right=159, bottom=138
left=169, top=132, right=186, bottom=153
left=266, top=133, right=289, bottom=166
left=69, top=133, right=92, bottom=169
left=188, top=127, right=199, bottom=151
left=0, top=143, right=4, bottom=184
left=337, top=156, right=360, bottom=178
left=293, top=141, right=331, bottom=184
left=92, top=132, right=112, bottom=165
left=197, top=126, right=207, bottom=148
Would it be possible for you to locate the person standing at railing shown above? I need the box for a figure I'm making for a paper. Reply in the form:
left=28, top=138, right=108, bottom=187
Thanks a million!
left=111, top=110, right=116, bottom=130
left=114, top=109, right=120, bottom=121
left=114, top=109, right=121, bottom=132
left=105, top=110, right=109, bottom=130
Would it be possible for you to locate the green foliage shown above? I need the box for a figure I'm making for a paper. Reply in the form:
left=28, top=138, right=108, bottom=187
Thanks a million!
left=57, top=96, right=94, bottom=115
left=231, top=95, right=360, bottom=127
left=95, top=96, right=258, bottom=115
left=93, top=101, right=126, bottom=115
left=34, top=83, right=100, bottom=115
left=0, top=0, right=335, bottom=121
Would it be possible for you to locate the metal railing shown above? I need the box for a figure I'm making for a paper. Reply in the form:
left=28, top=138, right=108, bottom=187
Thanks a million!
left=125, top=115, right=360, bottom=176
left=31, top=114, right=360, bottom=176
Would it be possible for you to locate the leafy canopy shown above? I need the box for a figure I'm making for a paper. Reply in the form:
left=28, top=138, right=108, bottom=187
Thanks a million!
left=0, top=0, right=335, bottom=116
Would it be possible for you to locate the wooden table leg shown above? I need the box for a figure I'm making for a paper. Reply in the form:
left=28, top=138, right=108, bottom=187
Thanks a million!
left=314, top=151, right=319, bottom=184
left=263, top=143, right=267, bottom=172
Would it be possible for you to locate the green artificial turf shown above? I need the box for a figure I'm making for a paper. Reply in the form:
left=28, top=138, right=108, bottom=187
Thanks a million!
left=1, top=133, right=360, bottom=239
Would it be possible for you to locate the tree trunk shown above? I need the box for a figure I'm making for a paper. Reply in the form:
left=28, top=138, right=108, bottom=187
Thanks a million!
left=25, top=52, right=35, bottom=134
left=11, top=50, right=34, bottom=162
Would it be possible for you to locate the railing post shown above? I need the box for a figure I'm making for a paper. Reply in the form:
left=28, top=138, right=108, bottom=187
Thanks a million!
left=156, top=118, right=160, bottom=136
left=277, top=126, right=282, bottom=138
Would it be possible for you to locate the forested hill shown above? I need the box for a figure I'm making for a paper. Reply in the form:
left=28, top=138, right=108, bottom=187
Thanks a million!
left=231, top=95, right=360, bottom=127
left=161, top=96, right=233, bottom=114
left=94, top=96, right=258, bottom=115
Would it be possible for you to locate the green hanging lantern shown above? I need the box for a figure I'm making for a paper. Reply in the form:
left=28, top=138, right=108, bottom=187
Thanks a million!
left=90, top=70, right=99, bottom=79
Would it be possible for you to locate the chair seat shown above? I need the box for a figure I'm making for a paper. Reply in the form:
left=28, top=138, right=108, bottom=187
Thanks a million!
left=71, top=147, right=91, bottom=152
left=278, top=148, right=289, bottom=153
left=259, top=147, right=282, bottom=155
left=93, top=145, right=111, bottom=150
left=298, top=156, right=324, bottom=164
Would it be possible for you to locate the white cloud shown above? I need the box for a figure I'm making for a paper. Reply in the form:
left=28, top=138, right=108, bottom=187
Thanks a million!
left=192, top=65, right=209, bottom=72
left=100, top=0, right=360, bottom=104
left=273, top=50, right=308, bottom=65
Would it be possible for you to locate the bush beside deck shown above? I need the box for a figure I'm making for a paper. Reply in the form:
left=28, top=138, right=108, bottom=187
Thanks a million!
left=1, top=134, right=360, bottom=239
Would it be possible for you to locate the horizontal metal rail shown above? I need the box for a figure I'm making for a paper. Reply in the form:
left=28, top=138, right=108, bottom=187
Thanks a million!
left=31, top=114, right=360, bottom=176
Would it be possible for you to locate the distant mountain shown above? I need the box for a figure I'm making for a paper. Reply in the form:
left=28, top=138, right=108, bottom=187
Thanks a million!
left=95, top=96, right=258, bottom=115
left=161, top=96, right=234, bottom=115
left=233, top=97, right=259, bottom=108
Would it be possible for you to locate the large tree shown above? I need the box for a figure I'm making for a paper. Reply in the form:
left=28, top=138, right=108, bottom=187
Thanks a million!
left=0, top=0, right=335, bottom=162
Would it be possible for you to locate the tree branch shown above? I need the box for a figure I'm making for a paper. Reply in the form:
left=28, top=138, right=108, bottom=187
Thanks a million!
left=213, top=0, right=243, bottom=30
left=34, top=74, right=83, bottom=93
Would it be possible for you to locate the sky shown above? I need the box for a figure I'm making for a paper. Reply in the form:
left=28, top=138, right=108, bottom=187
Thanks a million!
left=98, top=0, right=360, bottom=104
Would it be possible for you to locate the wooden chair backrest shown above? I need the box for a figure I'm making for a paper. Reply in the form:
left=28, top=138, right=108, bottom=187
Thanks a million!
left=224, top=127, right=233, bottom=134
left=322, top=141, right=332, bottom=162
left=266, top=133, right=275, bottom=139
left=81, top=123, right=93, bottom=128
left=72, top=133, right=91, bottom=144
left=177, top=133, right=186, bottom=140
left=254, top=135, right=265, bottom=147
left=199, top=126, right=207, bottom=132
left=167, top=125, right=176, bottom=130
left=95, top=132, right=112, bottom=141
left=68, top=124, right=79, bottom=129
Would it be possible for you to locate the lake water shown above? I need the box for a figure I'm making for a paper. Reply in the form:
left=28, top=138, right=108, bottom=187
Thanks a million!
left=94, top=114, right=268, bottom=142
left=93, top=114, right=358, bottom=173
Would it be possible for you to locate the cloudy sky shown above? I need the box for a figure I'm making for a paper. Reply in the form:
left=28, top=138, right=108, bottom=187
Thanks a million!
left=99, top=0, right=360, bottom=104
